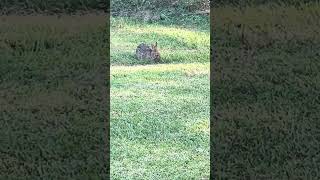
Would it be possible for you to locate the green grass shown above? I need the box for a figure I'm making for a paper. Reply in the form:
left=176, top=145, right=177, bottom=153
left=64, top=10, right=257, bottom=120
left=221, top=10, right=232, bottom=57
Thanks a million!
left=110, top=16, right=209, bottom=65
left=212, top=3, right=320, bottom=179
left=110, top=16, right=210, bottom=179
left=3, top=2, right=319, bottom=179
left=0, top=0, right=107, bottom=14
left=0, top=15, right=108, bottom=178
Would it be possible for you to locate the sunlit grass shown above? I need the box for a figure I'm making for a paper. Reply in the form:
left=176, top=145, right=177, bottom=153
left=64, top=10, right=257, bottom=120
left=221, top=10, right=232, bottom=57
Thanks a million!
left=111, top=62, right=209, bottom=73
left=110, top=14, right=210, bottom=179
left=124, top=26, right=209, bottom=48
left=111, top=62, right=210, bottom=179
left=187, top=118, right=210, bottom=135
left=111, top=16, right=209, bottom=65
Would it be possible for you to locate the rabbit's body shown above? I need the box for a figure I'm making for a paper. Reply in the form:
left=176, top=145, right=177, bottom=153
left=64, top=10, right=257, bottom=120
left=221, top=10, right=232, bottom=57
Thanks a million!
left=135, top=42, right=160, bottom=62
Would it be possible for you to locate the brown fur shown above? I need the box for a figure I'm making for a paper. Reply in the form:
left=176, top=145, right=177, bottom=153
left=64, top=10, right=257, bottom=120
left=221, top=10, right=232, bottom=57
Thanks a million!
left=135, top=42, right=161, bottom=62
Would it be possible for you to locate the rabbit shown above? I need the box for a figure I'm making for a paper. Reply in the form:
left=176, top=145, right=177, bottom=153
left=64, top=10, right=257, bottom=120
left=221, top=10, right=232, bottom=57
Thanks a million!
left=135, top=42, right=161, bottom=62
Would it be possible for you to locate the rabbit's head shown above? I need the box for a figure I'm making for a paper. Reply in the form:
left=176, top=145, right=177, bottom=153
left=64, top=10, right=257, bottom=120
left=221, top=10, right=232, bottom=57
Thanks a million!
left=150, top=42, right=161, bottom=62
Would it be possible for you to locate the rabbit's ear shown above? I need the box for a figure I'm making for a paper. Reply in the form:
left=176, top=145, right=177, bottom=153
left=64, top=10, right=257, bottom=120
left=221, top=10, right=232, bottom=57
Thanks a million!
left=155, top=42, right=157, bottom=47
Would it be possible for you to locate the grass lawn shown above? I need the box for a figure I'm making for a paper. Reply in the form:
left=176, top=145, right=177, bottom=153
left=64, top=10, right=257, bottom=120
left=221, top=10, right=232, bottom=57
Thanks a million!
left=212, top=3, right=320, bottom=178
left=110, top=16, right=210, bottom=179
left=3, top=3, right=319, bottom=179
left=0, top=15, right=108, bottom=178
